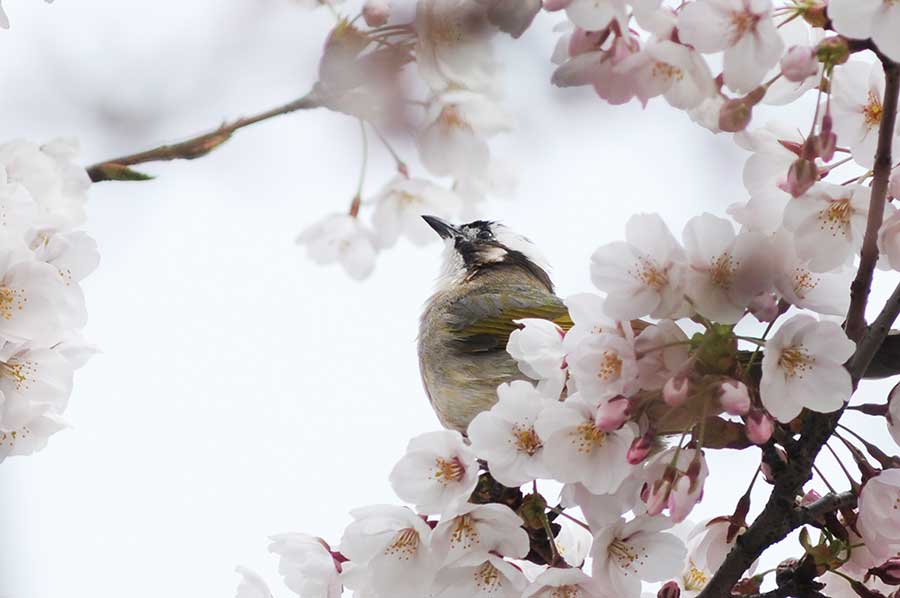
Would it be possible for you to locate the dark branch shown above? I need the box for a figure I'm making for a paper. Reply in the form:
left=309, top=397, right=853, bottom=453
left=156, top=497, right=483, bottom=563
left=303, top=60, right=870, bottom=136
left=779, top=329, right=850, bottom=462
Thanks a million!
left=87, top=90, right=321, bottom=182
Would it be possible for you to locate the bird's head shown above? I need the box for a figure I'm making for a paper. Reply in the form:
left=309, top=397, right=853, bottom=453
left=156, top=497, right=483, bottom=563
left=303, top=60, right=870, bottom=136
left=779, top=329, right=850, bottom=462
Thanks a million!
left=421, top=215, right=553, bottom=291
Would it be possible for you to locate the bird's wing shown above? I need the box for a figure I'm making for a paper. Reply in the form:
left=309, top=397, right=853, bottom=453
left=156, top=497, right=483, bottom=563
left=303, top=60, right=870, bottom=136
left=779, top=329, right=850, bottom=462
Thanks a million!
left=445, top=286, right=572, bottom=353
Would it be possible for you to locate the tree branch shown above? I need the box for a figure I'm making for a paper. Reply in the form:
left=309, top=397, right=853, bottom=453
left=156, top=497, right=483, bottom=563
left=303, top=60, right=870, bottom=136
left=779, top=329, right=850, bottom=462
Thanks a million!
left=86, top=89, right=322, bottom=182
left=696, top=57, right=900, bottom=598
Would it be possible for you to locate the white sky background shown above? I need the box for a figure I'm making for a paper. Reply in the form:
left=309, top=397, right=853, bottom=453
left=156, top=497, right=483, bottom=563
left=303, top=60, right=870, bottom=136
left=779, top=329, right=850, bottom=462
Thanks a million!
left=0, top=1, right=898, bottom=597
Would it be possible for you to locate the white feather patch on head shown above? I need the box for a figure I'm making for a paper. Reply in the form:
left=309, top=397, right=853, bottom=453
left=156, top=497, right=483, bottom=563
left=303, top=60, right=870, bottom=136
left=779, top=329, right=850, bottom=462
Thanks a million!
left=490, top=224, right=551, bottom=272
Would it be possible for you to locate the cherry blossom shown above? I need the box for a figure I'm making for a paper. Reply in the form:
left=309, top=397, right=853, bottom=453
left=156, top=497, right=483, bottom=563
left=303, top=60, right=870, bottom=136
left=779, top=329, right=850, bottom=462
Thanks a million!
left=296, top=213, right=378, bottom=281
left=553, top=37, right=642, bottom=106
left=432, top=554, right=528, bottom=598
left=889, top=383, right=900, bottom=446
left=389, top=429, right=479, bottom=517
left=677, top=0, right=784, bottom=93
left=857, top=468, right=900, bottom=561
left=591, top=516, right=687, bottom=597
left=0, top=399, right=65, bottom=461
left=832, top=61, right=900, bottom=169
left=784, top=183, right=890, bottom=273
left=522, top=567, right=603, bottom=598
left=828, top=0, right=900, bottom=63
left=686, top=517, right=749, bottom=580
left=339, top=505, right=436, bottom=598
left=506, top=318, right=568, bottom=399
left=555, top=515, right=593, bottom=567
left=564, top=0, right=628, bottom=30
left=760, top=314, right=855, bottom=423
left=371, top=177, right=462, bottom=249
left=561, top=292, right=620, bottom=351
left=641, top=448, right=709, bottom=523
left=878, top=208, right=900, bottom=272
left=566, top=331, right=639, bottom=405
left=268, top=533, right=342, bottom=598
left=431, top=503, right=529, bottom=566
left=772, top=232, right=852, bottom=316
left=415, top=0, right=497, bottom=91
left=535, top=395, right=637, bottom=493
left=234, top=566, right=273, bottom=598
left=561, top=478, right=642, bottom=529
left=719, top=380, right=751, bottom=415
left=467, top=380, right=551, bottom=486
left=634, top=320, right=691, bottom=391
left=590, top=213, right=688, bottom=320
left=615, top=40, right=717, bottom=109
left=682, top=213, right=776, bottom=324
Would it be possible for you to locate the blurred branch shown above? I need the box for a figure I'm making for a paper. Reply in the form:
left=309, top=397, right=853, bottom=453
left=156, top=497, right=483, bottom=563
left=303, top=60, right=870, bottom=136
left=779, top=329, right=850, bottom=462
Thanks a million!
left=696, top=57, right=900, bottom=598
left=87, top=89, right=322, bottom=182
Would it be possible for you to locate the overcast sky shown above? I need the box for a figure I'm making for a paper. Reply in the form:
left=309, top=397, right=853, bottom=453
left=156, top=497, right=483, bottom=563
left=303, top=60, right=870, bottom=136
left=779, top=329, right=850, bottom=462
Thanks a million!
left=1, top=2, right=898, bottom=598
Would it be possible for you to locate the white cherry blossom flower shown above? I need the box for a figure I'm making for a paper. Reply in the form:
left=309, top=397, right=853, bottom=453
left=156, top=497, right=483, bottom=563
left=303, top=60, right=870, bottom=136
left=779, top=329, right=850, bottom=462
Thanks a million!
left=0, top=399, right=65, bottom=462
left=234, top=566, right=273, bottom=598
left=467, top=380, right=551, bottom=487
left=615, top=40, right=717, bottom=109
left=828, top=0, right=900, bottom=63
left=591, top=213, right=688, bottom=320
left=677, top=0, right=784, bottom=93
left=634, top=320, right=691, bottom=391
left=772, top=231, right=852, bottom=316
left=760, top=314, right=855, bottom=423
left=889, top=383, right=900, bottom=446
left=561, top=478, right=643, bottom=530
left=555, top=515, right=593, bottom=567
left=296, top=213, right=377, bottom=281
left=389, top=430, right=479, bottom=517
left=506, top=318, right=567, bottom=399
left=535, top=395, right=636, bottom=493
left=417, top=90, right=511, bottom=180
left=371, top=177, right=461, bottom=249
left=591, top=516, right=687, bottom=597
left=564, top=0, right=628, bottom=30
left=339, top=505, right=436, bottom=598
left=784, top=183, right=891, bottom=273
left=561, top=293, right=622, bottom=352
left=682, top=213, right=776, bottom=324
left=857, top=468, right=900, bottom=560
left=686, top=517, right=749, bottom=579
left=0, top=248, right=70, bottom=345
left=432, top=503, right=529, bottom=566
left=268, top=533, right=342, bottom=598
left=832, top=61, right=900, bottom=168
left=566, top=332, right=639, bottom=405
left=553, top=38, right=642, bottom=106
left=0, top=346, right=73, bottom=415
left=522, top=567, right=603, bottom=598
left=433, top=554, right=528, bottom=598
left=878, top=210, right=900, bottom=272
left=415, top=0, right=496, bottom=91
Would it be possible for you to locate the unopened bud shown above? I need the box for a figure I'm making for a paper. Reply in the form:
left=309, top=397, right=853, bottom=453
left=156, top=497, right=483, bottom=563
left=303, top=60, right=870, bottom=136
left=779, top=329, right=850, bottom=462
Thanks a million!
left=720, top=380, right=752, bottom=416
left=800, top=1, right=827, bottom=27
left=749, top=293, right=779, bottom=323
left=778, top=158, right=818, bottom=198
left=781, top=45, right=819, bottom=82
left=746, top=410, right=774, bottom=445
left=658, top=580, right=681, bottom=598
left=719, top=98, right=754, bottom=133
left=644, top=479, right=672, bottom=516
left=663, top=376, right=690, bottom=407
left=815, top=114, right=837, bottom=162
left=869, top=557, right=900, bottom=586
left=597, top=396, right=629, bottom=431
left=800, top=489, right=823, bottom=507
left=628, top=432, right=654, bottom=464
left=543, top=0, right=574, bottom=10
left=362, top=0, right=390, bottom=27
left=816, top=37, right=851, bottom=67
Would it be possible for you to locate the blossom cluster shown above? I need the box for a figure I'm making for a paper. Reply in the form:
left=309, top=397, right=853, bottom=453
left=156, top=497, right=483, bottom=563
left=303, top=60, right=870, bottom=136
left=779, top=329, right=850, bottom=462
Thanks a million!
left=297, top=0, right=527, bottom=280
left=0, top=139, right=98, bottom=462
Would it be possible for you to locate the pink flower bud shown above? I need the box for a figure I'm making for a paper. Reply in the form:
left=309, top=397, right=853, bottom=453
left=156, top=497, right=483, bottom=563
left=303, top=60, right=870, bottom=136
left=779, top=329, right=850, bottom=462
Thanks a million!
left=362, top=0, right=390, bottom=27
left=778, top=158, right=818, bottom=198
left=663, top=376, right=690, bottom=407
left=870, top=557, right=900, bottom=585
left=749, top=293, right=779, bottom=323
left=781, top=45, right=819, bottom=82
left=543, top=0, right=574, bottom=10
left=658, top=580, right=681, bottom=598
left=746, top=410, right=774, bottom=445
left=815, top=114, right=837, bottom=162
left=628, top=432, right=654, bottom=465
left=597, top=396, right=630, bottom=432
left=720, top=380, right=751, bottom=416
left=644, top=479, right=672, bottom=516
left=890, top=167, right=900, bottom=200
left=719, top=98, right=754, bottom=133
left=800, top=489, right=822, bottom=507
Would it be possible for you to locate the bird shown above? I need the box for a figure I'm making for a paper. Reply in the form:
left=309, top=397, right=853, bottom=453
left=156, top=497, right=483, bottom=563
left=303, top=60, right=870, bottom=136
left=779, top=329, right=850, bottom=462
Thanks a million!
left=417, top=216, right=570, bottom=433
left=417, top=215, right=900, bottom=435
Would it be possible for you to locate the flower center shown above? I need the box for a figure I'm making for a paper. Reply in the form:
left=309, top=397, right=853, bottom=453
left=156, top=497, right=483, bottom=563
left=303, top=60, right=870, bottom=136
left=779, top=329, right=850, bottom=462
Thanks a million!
left=792, top=267, right=820, bottom=298
left=0, top=286, right=26, bottom=321
left=683, top=562, right=709, bottom=591
left=609, top=539, right=640, bottom=572
left=729, top=10, right=760, bottom=40
left=778, top=346, right=813, bottom=379
left=434, top=456, right=466, bottom=484
left=598, top=351, right=623, bottom=381
left=652, top=62, right=683, bottom=82
left=473, top=561, right=502, bottom=592
left=511, top=424, right=542, bottom=456
left=550, top=585, right=581, bottom=598
left=439, top=105, right=470, bottom=130
left=710, top=253, right=736, bottom=289
left=571, top=421, right=606, bottom=454
left=630, top=256, right=668, bottom=291
left=864, top=91, right=883, bottom=128
left=0, top=359, right=35, bottom=391
left=384, top=528, right=420, bottom=559
left=818, top=198, right=852, bottom=237
left=450, top=514, right=480, bottom=550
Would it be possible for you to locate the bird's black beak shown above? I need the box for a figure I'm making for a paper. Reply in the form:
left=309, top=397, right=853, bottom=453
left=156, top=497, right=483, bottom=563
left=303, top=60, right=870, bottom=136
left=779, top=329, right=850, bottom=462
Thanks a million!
left=422, top=215, right=460, bottom=240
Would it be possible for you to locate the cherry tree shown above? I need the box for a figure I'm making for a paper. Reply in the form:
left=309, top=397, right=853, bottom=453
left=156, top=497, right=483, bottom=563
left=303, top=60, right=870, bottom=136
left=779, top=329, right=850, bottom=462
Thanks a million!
left=4, top=1, right=900, bottom=597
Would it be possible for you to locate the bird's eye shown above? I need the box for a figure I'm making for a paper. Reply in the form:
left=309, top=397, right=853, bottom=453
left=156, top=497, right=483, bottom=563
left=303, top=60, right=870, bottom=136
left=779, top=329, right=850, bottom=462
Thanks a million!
left=477, top=229, right=492, bottom=240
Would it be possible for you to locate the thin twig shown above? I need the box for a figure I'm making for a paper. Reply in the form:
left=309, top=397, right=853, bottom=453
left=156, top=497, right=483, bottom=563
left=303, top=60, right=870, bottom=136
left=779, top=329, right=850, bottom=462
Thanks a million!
left=87, top=89, right=322, bottom=182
